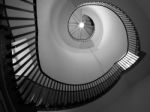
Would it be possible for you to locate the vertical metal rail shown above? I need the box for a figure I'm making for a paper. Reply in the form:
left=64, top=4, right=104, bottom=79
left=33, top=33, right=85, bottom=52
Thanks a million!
left=0, top=0, right=144, bottom=111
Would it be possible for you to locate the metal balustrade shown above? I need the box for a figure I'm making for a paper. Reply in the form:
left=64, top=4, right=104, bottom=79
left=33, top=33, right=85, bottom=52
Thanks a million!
left=0, top=0, right=144, bottom=111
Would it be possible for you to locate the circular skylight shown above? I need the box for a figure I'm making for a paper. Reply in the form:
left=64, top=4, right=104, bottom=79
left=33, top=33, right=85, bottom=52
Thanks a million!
left=68, top=14, right=95, bottom=41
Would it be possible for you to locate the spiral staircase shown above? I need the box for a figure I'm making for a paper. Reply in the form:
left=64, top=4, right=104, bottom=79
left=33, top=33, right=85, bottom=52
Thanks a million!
left=0, top=0, right=148, bottom=112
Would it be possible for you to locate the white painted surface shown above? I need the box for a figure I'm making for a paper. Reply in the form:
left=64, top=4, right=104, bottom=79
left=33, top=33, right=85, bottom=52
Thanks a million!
left=37, top=0, right=127, bottom=84
left=37, top=0, right=150, bottom=112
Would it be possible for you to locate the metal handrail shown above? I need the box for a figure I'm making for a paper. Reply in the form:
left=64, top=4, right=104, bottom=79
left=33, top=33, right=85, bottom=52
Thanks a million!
left=0, top=0, right=143, bottom=110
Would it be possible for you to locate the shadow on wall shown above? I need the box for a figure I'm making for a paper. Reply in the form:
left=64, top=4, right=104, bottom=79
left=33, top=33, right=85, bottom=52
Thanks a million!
left=102, top=75, right=150, bottom=112
left=39, top=76, right=150, bottom=112
left=39, top=0, right=150, bottom=111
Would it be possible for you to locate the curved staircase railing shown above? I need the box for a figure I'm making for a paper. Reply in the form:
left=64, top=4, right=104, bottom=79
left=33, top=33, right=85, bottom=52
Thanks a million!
left=0, top=0, right=144, bottom=111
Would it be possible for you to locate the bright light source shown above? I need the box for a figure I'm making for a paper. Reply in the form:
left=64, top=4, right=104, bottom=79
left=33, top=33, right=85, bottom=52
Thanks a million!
left=78, top=22, right=85, bottom=28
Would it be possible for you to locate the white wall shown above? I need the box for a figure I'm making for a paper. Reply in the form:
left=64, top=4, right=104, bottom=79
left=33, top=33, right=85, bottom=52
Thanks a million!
left=37, top=0, right=127, bottom=84
left=37, top=0, right=150, bottom=111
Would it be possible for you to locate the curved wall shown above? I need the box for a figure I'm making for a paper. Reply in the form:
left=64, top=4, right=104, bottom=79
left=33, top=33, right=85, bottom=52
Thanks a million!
left=39, top=0, right=150, bottom=111
left=37, top=0, right=128, bottom=84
